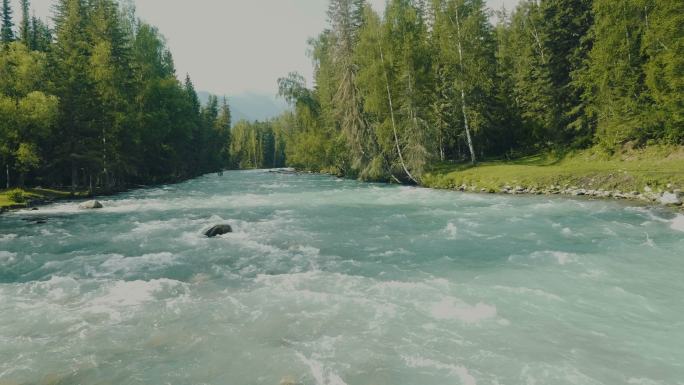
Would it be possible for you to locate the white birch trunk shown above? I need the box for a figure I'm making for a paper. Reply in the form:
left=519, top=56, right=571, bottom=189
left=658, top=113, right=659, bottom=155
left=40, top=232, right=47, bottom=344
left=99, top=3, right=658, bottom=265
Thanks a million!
left=453, top=6, right=477, bottom=164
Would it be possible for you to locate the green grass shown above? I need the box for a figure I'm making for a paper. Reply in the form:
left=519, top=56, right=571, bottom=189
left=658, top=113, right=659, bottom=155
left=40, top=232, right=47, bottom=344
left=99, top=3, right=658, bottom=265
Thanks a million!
left=422, top=145, right=684, bottom=194
left=0, top=187, right=88, bottom=210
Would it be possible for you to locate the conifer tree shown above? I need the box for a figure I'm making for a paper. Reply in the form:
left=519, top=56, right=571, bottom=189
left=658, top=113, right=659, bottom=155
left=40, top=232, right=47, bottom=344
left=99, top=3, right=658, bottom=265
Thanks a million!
left=539, top=0, right=593, bottom=145
left=1, top=0, right=14, bottom=44
left=19, top=0, right=30, bottom=47
left=29, top=17, right=51, bottom=52
left=643, top=0, right=684, bottom=144
left=87, top=0, right=132, bottom=189
left=328, top=0, right=374, bottom=175
left=215, top=97, right=232, bottom=168
left=580, top=0, right=650, bottom=148
left=51, top=0, right=96, bottom=191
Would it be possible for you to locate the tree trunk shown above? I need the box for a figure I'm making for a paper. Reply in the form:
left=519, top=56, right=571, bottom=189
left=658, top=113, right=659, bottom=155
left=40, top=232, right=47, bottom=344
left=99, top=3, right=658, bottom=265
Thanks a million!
left=439, top=133, right=445, bottom=162
left=461, top=88, right=476, bottom=165
left=451, top=6, right=477, bottom=165
left=103, top=126, right=109, bottom=192
left=5, top=163, right=9, bottom=189
left=71, top=161, right=78, bottom=196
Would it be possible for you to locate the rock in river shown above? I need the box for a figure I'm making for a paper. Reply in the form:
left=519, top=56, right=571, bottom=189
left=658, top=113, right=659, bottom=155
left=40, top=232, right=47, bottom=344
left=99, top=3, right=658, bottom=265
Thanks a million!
left=79, top=200, right=103, bottom=209
left=205, top=224, right=233, bottom=237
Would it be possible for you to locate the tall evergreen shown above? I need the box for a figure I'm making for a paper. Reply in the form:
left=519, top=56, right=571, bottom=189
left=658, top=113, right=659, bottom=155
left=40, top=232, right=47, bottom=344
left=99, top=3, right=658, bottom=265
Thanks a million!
left=29, top=16, right=52, bottom=52
left=51, top=0, right=97, bottom=191
left=215, top=97, right=232, bottom=168
left=1, top=0, right=14, bottom=43
left=642, top=0, right=684, bottom=144
left=580, top=0, right=650, bottom=148
left=539, top=0, right=593, bottom=145
left=328, top=0, right=374, bottom=176
left=19, top=0, right=30, bottom=46
left=87, top=0, right=133, bottom=189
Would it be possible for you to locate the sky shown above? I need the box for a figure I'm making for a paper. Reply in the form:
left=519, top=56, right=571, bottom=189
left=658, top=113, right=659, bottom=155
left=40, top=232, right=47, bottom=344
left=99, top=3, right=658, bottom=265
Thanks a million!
left=12, top=0, right=518, bottom=96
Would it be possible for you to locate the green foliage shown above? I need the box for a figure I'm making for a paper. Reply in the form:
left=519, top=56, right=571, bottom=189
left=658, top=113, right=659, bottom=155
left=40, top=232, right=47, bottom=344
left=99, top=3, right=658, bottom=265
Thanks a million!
left=0, top=0, right=231, bottom=190
left=579, top=0, right=650, bottom=148
left=7, top=189, right=25, bottom=203
left=642, top=0, right=684, bottom=144
left=15, top=143, right=40, bottom=173
left=230, top=120, right=285, bottom=170
left=2, top=0, right=681, bottom=191
left=270, top=0, right=683, bottom=181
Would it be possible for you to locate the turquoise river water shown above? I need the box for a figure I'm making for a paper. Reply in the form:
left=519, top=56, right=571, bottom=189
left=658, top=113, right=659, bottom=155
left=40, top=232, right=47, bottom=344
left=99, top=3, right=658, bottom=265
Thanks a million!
left=1, top=170, right=683, bottom=385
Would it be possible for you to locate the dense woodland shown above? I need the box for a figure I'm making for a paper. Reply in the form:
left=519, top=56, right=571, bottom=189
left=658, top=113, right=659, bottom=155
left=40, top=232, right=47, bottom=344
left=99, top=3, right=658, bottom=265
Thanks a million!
left=0, top=0, right=231, bottom=192
left=1, top=0, right=683, bottom=190
left=233, top=0, right=683, bottom=183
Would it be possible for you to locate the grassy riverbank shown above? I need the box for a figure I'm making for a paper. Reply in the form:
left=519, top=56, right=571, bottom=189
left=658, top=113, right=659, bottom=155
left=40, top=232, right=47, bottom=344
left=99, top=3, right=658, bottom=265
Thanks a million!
left=0, top=188, right=88, bottom=212
left=422, top=145, right=684, bottom=206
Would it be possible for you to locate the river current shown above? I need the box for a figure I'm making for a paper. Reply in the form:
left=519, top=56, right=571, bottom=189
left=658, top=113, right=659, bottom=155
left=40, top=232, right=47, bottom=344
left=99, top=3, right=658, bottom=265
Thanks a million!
left=1, top=170, right=683, bottom=384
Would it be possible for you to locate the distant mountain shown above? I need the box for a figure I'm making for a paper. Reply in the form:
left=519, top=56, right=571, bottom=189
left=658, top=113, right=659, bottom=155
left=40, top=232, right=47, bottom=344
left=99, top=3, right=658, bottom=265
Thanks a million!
left=197, top=91, right=289, bottom=125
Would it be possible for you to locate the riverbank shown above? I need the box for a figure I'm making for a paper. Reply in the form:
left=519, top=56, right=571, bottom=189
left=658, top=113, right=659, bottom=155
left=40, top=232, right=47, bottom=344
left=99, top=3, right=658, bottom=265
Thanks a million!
left=4, top=145, right=683, bottom=214
left=421, top=145, right=684, bottom=210
left=0, top=188, right=90, bottom=213
left=0, top=175, right=223, bottom=214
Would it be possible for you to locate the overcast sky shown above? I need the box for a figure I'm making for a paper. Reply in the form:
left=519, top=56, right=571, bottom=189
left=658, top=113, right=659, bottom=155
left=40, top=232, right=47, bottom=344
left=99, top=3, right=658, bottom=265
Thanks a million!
left=13, top=0, right=518, bottom=96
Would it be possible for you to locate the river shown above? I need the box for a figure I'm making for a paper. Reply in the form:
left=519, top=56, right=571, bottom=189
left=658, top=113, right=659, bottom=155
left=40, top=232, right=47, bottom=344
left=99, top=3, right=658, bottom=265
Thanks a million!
left=1, top=170, right=683, bottom=384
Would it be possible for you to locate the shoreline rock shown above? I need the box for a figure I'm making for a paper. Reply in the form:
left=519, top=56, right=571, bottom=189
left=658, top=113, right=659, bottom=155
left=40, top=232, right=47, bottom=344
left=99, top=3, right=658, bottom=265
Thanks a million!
left=438, top=182, right=684, bottom=211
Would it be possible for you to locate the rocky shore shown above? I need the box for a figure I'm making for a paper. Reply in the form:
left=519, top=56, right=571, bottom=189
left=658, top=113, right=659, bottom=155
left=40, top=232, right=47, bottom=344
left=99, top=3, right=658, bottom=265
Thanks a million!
left=445, top=182, right=683, bottom=210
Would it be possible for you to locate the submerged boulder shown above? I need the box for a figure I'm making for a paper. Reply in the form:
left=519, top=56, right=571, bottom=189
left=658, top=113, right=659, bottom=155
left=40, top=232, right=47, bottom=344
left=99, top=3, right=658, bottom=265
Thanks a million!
left=79, top=200, right=103, bottom=209
left=22, top=216, right=47, bottom=224
left=205, top=224, right=233, bottom=237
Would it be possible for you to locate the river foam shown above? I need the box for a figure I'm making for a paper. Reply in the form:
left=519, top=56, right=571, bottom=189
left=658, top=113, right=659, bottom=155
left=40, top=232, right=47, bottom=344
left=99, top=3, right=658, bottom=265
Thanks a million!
left=671, top=214, right=684, bottom=232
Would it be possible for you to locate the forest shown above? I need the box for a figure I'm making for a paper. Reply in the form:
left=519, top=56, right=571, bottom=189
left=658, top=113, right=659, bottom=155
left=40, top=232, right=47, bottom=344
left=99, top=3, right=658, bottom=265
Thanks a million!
left=231, top=0, right=683, bottom=183
left=0, top=0, right=231, bottom=193
left=1, top=0, right=683, bottom=191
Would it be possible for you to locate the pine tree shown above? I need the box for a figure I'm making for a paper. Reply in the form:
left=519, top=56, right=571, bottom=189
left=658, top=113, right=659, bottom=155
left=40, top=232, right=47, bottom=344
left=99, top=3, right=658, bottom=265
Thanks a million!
left=183, top=74, right=203, bottom=173
left=504, top=0, right=557, bottom=146
left=580, top=0, right=650, bottom=148
left=51, top=0, right=96, bottom=191
left=493, top=8, right=526, bottom=155
left=328, top=0, right=374, bottom=175
left=30, top=16, right=52, bottom=52
left=1, top=0, right=14, bottom=44
left=215, top=97, right=232, bottom=168
left=87, top=0, right=133, bottom=189
left=19, top=0, right=30, bottom=47
left=541, top=0, right=593, bottom=145
left=643, top=0, right=684, bottom=144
